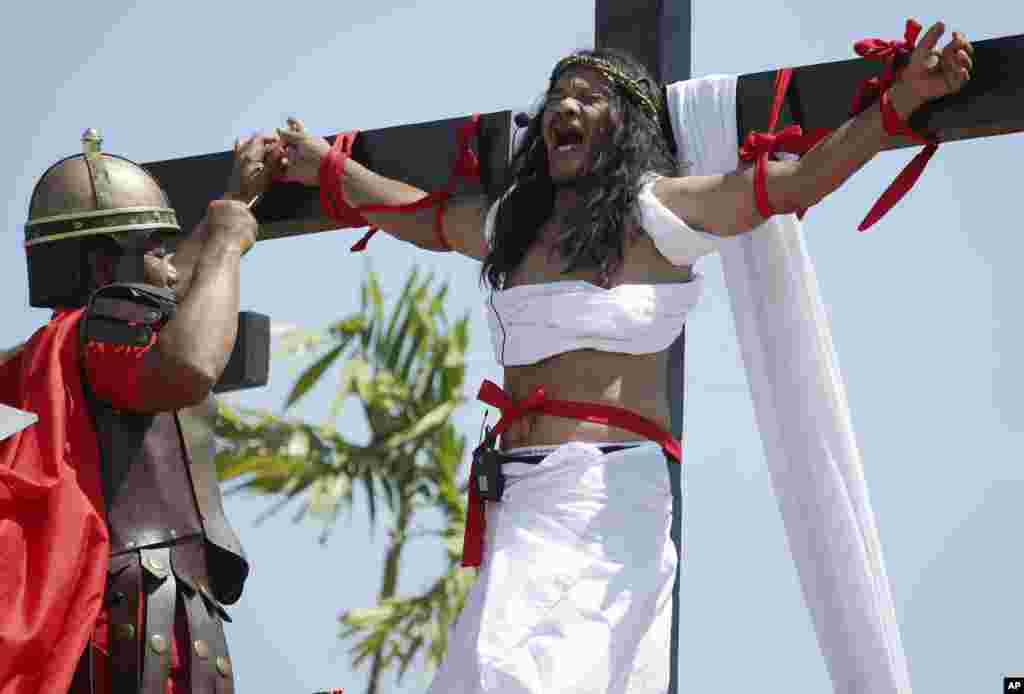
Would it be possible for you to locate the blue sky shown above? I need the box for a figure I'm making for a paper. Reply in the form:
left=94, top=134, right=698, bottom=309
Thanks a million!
left=3, top=1, right=1023, bottom=692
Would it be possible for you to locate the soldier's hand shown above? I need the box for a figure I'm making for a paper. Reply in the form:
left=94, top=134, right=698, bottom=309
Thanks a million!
left=226, top=132, right=282, bottom=204
left=204, top=199, right=258, bottom=256
left=275, top=117, right=331, bottom=187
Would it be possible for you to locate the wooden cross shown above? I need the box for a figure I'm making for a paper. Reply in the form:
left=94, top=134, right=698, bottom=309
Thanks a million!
left=141, top=5, right=1021, bottom=691
left=142, top=0, right=1024, bottom=443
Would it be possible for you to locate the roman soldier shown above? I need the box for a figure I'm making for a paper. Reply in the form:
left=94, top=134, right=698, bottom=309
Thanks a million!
left=0, top=129, right=275, bottom=693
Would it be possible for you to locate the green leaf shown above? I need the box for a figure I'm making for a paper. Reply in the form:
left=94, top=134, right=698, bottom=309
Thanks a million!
left=284, top=342, right=344, bottom=410
left=382, top=270, right=419, bottom=365
left=361, top=467, right=378, bottom=530
left=329, top=315, right=368, bottom=336
left=384, top=401, right=458, bottom=449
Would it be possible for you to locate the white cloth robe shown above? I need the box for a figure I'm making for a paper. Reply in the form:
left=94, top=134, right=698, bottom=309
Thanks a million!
left=666, top=75, right=913, bottom=694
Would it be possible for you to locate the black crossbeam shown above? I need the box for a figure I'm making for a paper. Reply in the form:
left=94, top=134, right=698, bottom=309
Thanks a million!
left=737, top=33, right=1024, bottom=147
left=142, top=111, right=512, bottom=241
left=139, top=2, right=1022, bottom=466
left=141, top=35, right=1023, bottom=244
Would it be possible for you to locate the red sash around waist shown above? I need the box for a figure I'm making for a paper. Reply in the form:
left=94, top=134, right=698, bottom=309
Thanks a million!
left=462, top=379, right=682, bottom=567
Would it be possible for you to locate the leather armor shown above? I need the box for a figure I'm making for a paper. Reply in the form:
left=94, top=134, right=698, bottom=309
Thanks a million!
left=72, top=283, right=248, bottom=694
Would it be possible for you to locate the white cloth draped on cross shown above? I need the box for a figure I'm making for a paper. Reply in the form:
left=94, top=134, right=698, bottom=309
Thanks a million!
left=667, top=74, right=913, bottom=694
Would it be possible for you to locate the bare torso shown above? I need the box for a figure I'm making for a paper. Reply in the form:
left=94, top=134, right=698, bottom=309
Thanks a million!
left=497, top=208, right=692, bottom=450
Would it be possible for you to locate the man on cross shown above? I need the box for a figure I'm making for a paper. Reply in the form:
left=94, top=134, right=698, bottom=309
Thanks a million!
left=272, top=19, right=970, bottom=694
left=0, top=130, right=277, bottom=693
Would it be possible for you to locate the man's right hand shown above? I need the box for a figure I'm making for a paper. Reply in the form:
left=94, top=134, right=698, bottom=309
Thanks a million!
left=204, top=198, right=258, bottom=256
left=226, top=132, right=282, bottom=204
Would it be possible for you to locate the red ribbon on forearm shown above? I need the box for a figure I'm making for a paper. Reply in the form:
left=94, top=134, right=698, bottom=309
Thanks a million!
left=741, top=19, right=941, bottom=231
left=738, top=68, right=830, bottom=219
left=318, top=114, right=482, bottom=252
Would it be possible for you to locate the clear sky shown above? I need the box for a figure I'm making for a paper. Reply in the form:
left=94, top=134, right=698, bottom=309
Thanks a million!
left=3, top=1, right=1023, bottom=692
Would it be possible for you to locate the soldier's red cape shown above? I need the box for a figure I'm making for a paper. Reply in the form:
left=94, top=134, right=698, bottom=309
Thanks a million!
left=0, top=309, right=109, bottom=694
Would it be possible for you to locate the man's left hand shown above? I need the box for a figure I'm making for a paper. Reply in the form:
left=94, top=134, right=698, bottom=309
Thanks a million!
left=900, top=21, right=974, bottom=105
left=225, top=132, right=284, bottom=205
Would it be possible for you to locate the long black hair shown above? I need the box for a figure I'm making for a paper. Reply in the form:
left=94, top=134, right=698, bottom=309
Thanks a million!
left=480, top=48, right=678, bottom=290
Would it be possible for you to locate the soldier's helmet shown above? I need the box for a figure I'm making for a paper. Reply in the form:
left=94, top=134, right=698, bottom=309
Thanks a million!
left=24, top=129, right=181, bottom=308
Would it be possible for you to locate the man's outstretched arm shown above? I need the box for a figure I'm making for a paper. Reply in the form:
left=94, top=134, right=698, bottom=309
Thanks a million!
left=275, top=118, right=489, bottom=260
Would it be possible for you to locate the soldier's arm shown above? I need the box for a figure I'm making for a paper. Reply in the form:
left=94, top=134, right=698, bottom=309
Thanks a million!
left=140, top=201, right=255, bottom=410
left=83, top=201, right=255, bottom=413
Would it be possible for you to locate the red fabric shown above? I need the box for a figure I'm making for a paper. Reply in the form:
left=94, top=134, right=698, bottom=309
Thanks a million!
left=317, top=115, right=482, bottom=253
left=82, top=330, right=156, bottom=411
left=1, top=310, right=189, bottom=694
left=857, top=90, right=938, bottom=230
left=743, top=19, right=938, bottom=231
left=319, top=132, right=372, bottom=240
left=0, top=309, right=109, bottom=694
left=738, top=68, right=830, bottom=219
left=850, top=19, right=922, bottom=115
left=462, top=379, right=681, bottom=568
left=850, top=19, right=938, bottom=231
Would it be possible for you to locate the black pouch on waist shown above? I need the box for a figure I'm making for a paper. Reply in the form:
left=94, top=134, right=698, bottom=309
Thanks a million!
left=471, top=439, right=506, bottom=502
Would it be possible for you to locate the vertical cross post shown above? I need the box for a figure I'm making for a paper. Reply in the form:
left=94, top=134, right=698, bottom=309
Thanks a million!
left=595, top=4, right=692, bottom=693
left=595, top=0, right=692, bottom=442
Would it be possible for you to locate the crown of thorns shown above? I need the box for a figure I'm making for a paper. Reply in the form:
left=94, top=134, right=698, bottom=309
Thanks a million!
left=552, top=55, right=661, bottom=120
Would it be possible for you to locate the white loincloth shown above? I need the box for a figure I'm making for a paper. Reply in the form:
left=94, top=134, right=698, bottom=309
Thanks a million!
left=427, top=442, right=680, bottom=694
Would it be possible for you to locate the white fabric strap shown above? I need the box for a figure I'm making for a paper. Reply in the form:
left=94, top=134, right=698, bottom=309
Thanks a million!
left=666, top=75, right=912, bottom=694
left=636, top=177, right=719, bottom=267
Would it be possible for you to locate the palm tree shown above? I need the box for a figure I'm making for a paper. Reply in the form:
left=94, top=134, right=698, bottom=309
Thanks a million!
left=213, top=269, right=476, bottom=694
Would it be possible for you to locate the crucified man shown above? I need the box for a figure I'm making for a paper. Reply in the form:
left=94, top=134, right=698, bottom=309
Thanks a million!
left=265, top=19, right=968, bottom=694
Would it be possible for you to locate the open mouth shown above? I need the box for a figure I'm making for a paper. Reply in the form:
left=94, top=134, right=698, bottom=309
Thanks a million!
left=551, top=125, right=586, bottom=153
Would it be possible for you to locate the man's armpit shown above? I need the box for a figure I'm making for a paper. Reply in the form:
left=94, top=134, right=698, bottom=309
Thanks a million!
left=442, top=195, right=489, bottom=261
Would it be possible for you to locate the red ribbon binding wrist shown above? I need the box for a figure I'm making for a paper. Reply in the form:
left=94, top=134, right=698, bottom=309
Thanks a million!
left=738, top=68, right=830, bottom=219
left=741, top=19, right=940, bottom=231
left=851, top=19, right=939, bottom=231
left=850, top=19, right=922, bottom=115
left=318, top=114, right=482, bottom=252
left=319, top=132, right=370, bottom=233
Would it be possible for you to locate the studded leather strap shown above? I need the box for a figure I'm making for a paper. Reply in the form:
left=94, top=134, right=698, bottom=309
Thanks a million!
left=107, top=552, right=143, bottom=692
left=140, top=546, right=177, bottom=694
left=182, top=585, right=234, bottom=694
left=172, top=539, right=234, bottom=694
